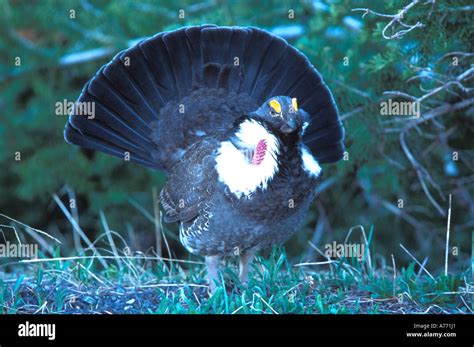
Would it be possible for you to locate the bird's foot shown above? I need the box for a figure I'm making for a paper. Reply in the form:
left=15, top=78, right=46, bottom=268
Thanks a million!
left=238, top=250, right=256, bottom=284
left=205, top=255, right=220, bottom=294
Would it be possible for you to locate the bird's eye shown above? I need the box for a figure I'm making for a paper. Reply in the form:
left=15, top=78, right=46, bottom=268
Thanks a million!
left=270, top=109, right=278, bottom=117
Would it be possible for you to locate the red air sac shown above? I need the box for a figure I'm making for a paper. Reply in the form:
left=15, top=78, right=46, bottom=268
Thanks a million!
left=252, top=139, right=267, bottom=166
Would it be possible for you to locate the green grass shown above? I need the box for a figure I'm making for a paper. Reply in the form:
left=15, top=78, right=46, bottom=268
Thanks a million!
left=0, top=242, right=471, bottom=314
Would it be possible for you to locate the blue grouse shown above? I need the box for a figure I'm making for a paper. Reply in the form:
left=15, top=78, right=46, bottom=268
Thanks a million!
left=64, top=25, right=345, bottom=291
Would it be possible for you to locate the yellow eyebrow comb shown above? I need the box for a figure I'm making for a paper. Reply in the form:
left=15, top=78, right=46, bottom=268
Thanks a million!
left=269, top=99, right=281, bottom=113
left=291, top=98, right=298, bottom=112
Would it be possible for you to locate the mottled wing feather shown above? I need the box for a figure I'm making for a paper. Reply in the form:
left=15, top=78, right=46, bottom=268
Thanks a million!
left=160, top=139, right=219, bottom=223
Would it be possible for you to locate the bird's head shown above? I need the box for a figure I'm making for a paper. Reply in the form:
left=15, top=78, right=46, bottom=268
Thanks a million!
left=252, top=96, right=309, bottom=135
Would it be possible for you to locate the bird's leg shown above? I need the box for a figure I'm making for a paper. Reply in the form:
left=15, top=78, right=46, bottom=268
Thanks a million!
left=238, top=249, right=256, bottom=284
left=205, top=255, right=220, bottom=293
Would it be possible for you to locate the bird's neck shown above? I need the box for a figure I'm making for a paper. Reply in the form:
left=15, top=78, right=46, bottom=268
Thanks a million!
left=215, top=118, right=281, bottom=198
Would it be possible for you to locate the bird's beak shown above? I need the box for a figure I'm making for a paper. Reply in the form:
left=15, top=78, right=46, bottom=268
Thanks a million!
left=281, top=118, right=297, bottom=133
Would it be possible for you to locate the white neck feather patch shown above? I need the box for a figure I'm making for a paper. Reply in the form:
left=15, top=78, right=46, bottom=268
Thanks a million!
left=215, top=119, right=280, bottom=198
left=301, top=146, right=322, bottom=178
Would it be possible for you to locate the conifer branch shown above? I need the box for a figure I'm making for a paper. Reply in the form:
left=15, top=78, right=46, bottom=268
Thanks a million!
left=353, top=0, right=426, bottom=39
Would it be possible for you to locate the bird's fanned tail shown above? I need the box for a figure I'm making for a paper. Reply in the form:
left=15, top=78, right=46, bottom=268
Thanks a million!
left=65, top=25, right=344, bottom=169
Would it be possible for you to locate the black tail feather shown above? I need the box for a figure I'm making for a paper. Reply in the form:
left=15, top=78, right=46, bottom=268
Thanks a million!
left=202, top=63, right=221, bottom=89
left=248, top=38, right=288, bottom=102
left=139, top=35, right=179, bottom=102
left=117, top=48, right=166, bottom=109
left=162, top=28, right=194, bottom=99
left=202, top=27, right=234, bottom=65
left=65, top=122, right=161, bottom=169
left=87, top=74, right=153, bottom=137
left=102, top=56, right=159, bottom=125
left=241, top=28, right=275, bottom=97
left=217, top=65, right=242, bottom=92
left=184, top=26, right=210, bottom=88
